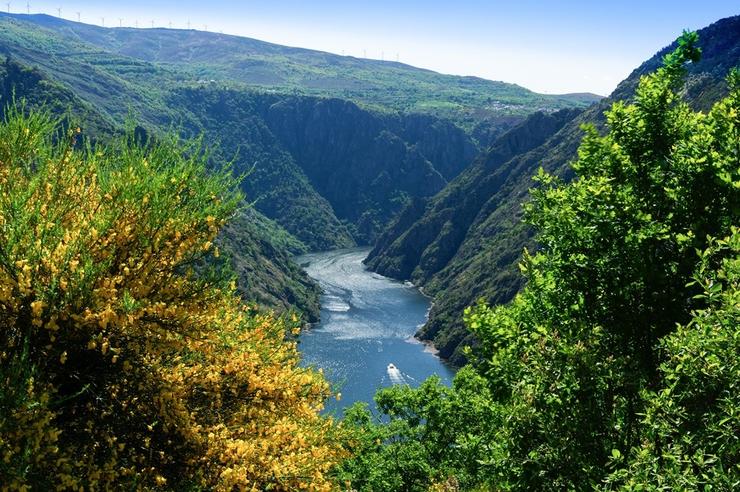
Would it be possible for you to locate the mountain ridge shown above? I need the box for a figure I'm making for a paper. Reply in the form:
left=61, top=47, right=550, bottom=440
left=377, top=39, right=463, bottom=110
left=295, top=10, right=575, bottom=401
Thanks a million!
left=0, top=12, right=601, bottom=130
left=0, top=13, right=486, bottom=249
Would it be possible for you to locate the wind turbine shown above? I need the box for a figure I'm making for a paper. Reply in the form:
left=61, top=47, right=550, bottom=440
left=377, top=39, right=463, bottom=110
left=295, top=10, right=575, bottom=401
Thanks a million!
left=168, top=20, right=172, bottom=29
left=6, top=3, right=10, bottom=14
left=101, top=16, right=105, bottom=27
left=25, top=1, right=28, bottom=14
left=135, top=19, right=138, bottom=28
left=151, top=20, right=154, bottom=28
left=56, top=6, right=60, bottom=18
left=76, top=12, right=80, bottom=22
left=118, top=18, right=122, bottom=27
left=187, top=19, right=190, bottom=29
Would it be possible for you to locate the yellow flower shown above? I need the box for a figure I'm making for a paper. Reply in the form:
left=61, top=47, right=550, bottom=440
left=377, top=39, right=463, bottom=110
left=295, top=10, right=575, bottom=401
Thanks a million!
left=31, top=300, right=45, bottom=318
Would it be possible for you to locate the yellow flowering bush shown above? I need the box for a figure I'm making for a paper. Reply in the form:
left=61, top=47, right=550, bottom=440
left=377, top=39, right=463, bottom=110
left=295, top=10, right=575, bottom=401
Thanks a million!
left=0, top=105, right=344, bottom=490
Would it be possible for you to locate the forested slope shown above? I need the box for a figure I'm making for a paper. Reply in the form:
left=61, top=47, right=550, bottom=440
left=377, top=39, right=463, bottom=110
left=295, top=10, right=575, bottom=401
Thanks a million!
left=0, top=57, right=324, bottom=321
left=366, top=15, right=740, bottom=364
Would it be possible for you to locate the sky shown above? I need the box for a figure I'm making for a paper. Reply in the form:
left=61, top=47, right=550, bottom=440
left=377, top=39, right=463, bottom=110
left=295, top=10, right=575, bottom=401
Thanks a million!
left=13, top=1, right=740, bottom=96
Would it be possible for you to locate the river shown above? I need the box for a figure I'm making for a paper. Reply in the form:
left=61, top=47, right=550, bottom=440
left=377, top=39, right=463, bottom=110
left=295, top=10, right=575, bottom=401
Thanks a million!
left=296, top=247, right=455, bottom=415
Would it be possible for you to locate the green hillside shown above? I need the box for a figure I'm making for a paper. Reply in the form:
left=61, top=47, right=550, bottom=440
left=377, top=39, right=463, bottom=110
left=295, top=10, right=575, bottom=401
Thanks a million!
left=2, top=12, right=600, bottom=129
left=0, top=12, right=493, bottom=321
left=0, top=13, right=503, bottom=249
left=0, top=56, right=323, bottom=322
left=366, top=15, right=740, bottom=365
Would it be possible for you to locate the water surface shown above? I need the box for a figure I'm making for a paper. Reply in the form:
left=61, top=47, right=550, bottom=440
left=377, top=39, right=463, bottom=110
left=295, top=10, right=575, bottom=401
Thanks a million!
left=297, top=248, right=454, bottom=414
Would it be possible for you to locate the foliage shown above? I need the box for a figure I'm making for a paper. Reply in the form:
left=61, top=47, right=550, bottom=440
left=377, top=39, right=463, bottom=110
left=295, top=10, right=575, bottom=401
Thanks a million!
left=606, top=229, right=740, bottom=490
left=0, top=55, right=325, bottom=322
left=336, top=369, right=499, bottom=491
left=344, top=33, right=740, bottom=490
left=0, top=105, right=344, bottom=490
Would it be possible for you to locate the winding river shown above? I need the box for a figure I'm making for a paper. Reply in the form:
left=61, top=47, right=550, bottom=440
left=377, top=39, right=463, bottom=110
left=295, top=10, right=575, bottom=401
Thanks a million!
left=297, top=248, right=454, bottom=415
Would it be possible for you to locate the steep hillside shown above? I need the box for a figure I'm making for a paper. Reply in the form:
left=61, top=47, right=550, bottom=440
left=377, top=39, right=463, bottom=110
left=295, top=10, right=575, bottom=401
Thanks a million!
left=366, top=15, right=740, bottom=364
left=166, top=87, right=356, bottom=250
left=258, top=95, right=478, bottom=241
left=168, top=87, right=479, bottom=245
left=0, top=56, right=113, bottom=135
left=367, top=108, right=583, bottom=280
left=0, top=58, right=322, bottom=321
left=216, top=208, right=322, bottom=322
left=3, top=12, right=600, bottom=129
left=0, top=14, right=483, bottom=248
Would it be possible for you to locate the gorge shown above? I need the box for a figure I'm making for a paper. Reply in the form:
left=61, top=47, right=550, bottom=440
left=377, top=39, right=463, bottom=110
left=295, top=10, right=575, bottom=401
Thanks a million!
left=1, top=4, right=738, bottom=490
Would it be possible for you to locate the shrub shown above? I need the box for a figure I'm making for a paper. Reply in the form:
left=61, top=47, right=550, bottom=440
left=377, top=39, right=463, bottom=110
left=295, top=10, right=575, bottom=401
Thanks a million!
left=0, top=105, right=344, bottom=490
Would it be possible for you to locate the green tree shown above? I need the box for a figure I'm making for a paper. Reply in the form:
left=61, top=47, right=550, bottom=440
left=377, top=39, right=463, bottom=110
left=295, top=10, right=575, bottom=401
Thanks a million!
left=342, top=32, right=739, bottom=491
left=468, top=31, right=738, bottom=490
left=606, top=229, right=740, bottom=490
left=337, top=369, right=500, bottom=491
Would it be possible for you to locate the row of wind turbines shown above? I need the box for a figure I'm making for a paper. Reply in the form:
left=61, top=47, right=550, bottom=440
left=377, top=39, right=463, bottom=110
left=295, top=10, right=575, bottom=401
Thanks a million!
left=3, top=2, right=403, bottom=62
left=3, top=2, right=208, bottom=31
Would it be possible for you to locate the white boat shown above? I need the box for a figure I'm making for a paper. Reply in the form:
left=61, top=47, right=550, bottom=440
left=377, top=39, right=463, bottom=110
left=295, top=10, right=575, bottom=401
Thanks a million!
left=387, top=363, right=404, bottom=384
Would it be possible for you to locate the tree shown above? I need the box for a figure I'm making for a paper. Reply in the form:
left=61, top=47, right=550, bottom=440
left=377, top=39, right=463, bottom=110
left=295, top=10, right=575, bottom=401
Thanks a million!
left=606, top=228, right=740, bottom=490
left=342, top=32, right=739, bottom=490
left=466, top=31, right=738, bottom=490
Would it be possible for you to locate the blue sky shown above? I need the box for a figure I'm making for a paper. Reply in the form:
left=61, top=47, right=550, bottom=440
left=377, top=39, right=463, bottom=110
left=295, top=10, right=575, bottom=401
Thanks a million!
left=16, top=1, right=740, bottom=95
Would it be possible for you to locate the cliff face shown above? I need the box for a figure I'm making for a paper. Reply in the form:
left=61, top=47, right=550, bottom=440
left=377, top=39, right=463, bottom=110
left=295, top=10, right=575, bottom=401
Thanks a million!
left=365, top=108, right=582, bottom=280
left=172, top=88, right=480, bottom=248
left=366, top=15, right=740, bottom=365
left=260, top=96, right=478, bottom=243
left=168, top=88, right=358, bottom=252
